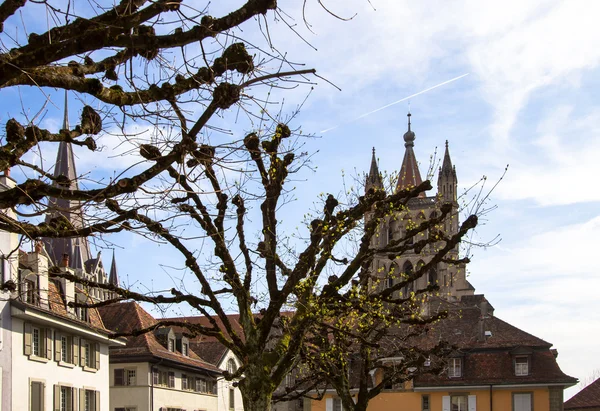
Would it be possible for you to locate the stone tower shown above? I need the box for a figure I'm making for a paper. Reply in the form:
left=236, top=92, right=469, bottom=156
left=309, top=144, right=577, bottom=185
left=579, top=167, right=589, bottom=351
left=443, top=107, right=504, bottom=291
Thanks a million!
left=41, top=93, right=120, bottom=301
left=368, top=114, right=474, bottom=301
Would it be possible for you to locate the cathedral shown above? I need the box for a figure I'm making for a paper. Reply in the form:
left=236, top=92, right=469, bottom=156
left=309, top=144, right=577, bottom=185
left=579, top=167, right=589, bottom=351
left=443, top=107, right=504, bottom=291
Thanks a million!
left=40, top=94, right=119, bottom=302
left=366, top=113, right=475, bottom=301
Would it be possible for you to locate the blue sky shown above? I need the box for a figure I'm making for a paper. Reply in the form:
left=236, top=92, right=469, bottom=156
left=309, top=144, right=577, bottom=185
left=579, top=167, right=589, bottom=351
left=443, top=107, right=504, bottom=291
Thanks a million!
left=2, top=0, right=599, bottom=399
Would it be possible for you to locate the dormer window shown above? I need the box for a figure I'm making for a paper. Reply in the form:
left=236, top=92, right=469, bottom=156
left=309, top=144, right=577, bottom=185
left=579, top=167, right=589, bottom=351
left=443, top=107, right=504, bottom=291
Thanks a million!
left=448, top=358, right=462, bottom=378
left=515, top=356, right=529, bottom=376
left=168, top=338, right=175, bottom=352
left=182, top=342, right=188, bottom=356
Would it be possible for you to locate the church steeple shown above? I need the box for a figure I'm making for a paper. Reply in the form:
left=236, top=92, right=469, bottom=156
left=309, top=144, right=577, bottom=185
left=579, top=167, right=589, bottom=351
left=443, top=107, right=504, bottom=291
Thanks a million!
left=365, top=147, right=384, bottom=193
left=109, top=250, right=120, bottom=287
left=437, top=140, right=457, bottom=203
left=395, top=113, right=425, bottom=197
left=42, top=92, right=92, bottom=269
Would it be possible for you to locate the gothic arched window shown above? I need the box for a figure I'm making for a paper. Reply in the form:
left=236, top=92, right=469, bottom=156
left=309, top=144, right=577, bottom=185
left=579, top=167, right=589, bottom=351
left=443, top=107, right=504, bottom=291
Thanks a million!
left=402, top=262, right=414, bottom=296
left=428, top=267, right=437, bottom=285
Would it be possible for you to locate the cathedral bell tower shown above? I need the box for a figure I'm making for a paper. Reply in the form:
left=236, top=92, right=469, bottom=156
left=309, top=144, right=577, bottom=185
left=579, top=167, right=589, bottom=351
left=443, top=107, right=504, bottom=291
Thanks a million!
left=366, top=113, right=474, bottom=302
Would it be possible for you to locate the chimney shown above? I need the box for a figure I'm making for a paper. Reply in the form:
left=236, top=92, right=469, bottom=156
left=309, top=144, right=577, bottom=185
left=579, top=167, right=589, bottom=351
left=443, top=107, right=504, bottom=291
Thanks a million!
left=478, top=299, right=490, bottom=342
left=61, top=253, right=70, bottom=268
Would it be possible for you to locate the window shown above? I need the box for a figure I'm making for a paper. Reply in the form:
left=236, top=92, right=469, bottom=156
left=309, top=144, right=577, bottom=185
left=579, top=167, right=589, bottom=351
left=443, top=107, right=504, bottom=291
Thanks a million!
left=168, top=338, right=175, bottom=352
left=80, top=340, right=99, bottom=370
left=30, top=380, right=45, bottom=411
left=24, top=323, right=52, bottom=360
left=168, top=371, right=175, bottom=388
left=32, top=327, right=41, bottom=356
left=195, top=378, right=207, bottom=393
left=60, top=335, right=73, bottom=363
left=422, top=395, right=430, bottom=411
left=54, top=385, right=73, bottom=411
left=325, top=398, right=344, bottom=411
left=83, top=389, right=98, bottom=411
left=153, top=370, right=159, bottom=385
left=24, top=279, right=38, bottom=304
left=448, top=358, right=462, bottom=378
left=227, top=358, right=237, bottom=374
left=229, top=388, right=235, bottom=410
left=182, top=342, right=188, bottom=356
left=515, top=357, right=529, bottom=376
left=75, top=296, right=89, bottom=322
left=182, top=374, right=188, bottom=390
left=114, top=369, right=136, bottom=386
left=206, top=379, right=216, bottom=394
left=84, top=341, right=91, bottom=367
left=127, top=369, right=136, bottom=386
left=513, top=393, right=532, bottom=411
left=451, top=395, right=467, bottom=411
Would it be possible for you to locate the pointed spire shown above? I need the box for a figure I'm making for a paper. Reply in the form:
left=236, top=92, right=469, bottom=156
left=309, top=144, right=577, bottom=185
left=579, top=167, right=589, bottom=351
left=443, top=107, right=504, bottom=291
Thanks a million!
left=437, top=140, right=457, bottom=203
left=440, top=140, right=454, bottom=177
left=365, top=147, right=383, bottom=193
left=62, top=90, right=69, bottom=131
left=109, top=250, right=120, bottom=287
left=396, top=113, right=424, bottom=196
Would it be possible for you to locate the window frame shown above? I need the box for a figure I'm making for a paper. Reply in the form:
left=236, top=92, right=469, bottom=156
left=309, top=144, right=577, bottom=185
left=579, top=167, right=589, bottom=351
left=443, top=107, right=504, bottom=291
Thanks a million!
left=450, top=394, right=468, bottom=411
left=515, top=356, right=529, bottom=376
left=114, top=368, right=137, bottom=386
left=168, top=371, right=175, bottom=388
left=422, top=394, right=430, bottom=411
left=229, top=388, right=235, bottom=410
left=448, top=357, right=462, bottom=378
left=512, top=392, right=533, bottom=411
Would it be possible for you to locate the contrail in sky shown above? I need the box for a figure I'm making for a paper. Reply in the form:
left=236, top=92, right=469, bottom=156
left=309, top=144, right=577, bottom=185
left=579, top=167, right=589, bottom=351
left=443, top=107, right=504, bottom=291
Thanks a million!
left=320, top=73, right=470, bottom=134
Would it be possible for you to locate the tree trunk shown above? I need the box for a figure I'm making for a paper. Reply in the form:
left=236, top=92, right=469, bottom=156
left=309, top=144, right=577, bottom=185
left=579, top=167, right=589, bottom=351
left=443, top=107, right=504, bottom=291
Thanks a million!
left=238, top=363, right=276, bottom=411
left=241, top=391, right=273, bottom=411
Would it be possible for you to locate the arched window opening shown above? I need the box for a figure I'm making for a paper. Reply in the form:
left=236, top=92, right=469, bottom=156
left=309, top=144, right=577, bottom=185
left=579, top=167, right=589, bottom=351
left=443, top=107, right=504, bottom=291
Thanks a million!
left=428, top=267, right=437, bottom=285
left=227, top=358, right=237, bottom=374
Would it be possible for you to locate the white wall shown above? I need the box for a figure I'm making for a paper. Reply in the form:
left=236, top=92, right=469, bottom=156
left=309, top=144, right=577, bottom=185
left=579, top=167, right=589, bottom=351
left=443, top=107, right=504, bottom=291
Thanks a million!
left=217, top=351, right=244, bottom=411
left=109, top=361, right=219, bottom=411
left=11, top=316, right=111, bottom=411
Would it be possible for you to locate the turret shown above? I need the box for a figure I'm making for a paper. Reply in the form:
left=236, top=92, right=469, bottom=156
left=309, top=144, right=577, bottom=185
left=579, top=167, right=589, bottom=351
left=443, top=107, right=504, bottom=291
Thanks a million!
left=437, top=140, right=458, bottom=203
left=365, top=147, right=384, bottom=194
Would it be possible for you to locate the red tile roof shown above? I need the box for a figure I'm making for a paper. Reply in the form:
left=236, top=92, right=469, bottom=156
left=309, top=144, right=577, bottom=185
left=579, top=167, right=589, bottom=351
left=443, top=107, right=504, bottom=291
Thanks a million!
left=98, top=302, right=221, bottom=373
left=565, top=378, right=600, bottom=409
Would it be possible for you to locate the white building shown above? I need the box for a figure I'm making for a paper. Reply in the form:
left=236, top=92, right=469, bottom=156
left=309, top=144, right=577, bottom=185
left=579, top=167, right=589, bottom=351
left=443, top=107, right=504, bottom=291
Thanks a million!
left=99, top=302, right=243, bottom=411
left=0, top=168, right=125, bottom=411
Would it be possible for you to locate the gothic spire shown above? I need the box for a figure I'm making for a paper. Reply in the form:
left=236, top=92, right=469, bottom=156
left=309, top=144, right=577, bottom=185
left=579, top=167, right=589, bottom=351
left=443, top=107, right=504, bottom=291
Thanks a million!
left=437, top=140, right=457, bottom=202
left=43, top=92, right=92, bottom=268
left=109, top=250, right=119, bottom=286
left=440, top=140, right=455, bottom=177
left=365, top=147, right=383, bottom=193
left=395, top=113, right=425, bottom=196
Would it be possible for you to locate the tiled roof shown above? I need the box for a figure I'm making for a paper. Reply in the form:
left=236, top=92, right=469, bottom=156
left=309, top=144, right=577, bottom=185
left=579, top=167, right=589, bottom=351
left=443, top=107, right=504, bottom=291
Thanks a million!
left=17, top=279, right=109, bottom=334
left=410, top=297, right=576, bottom=387
left=98, top=302, right=221, bottom=373
left=190, top=341, right=228, bottom=366
left=565, top=378, right=600, bottom=409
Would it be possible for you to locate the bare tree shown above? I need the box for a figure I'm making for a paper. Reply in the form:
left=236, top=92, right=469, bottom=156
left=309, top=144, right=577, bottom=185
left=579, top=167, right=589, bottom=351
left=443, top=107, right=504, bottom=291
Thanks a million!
left=0, top=0, right=479, bottom=409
